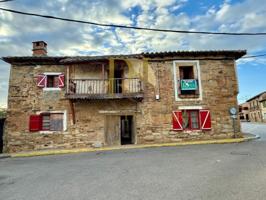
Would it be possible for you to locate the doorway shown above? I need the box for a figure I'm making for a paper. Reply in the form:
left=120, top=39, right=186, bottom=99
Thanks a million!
left=114, top=68, right=123, bottom=93
left=120, top=115, right=133, bottom=145
left=0, top=118, right=5, bottom=153
left=105, top=115, right=134, bottom=146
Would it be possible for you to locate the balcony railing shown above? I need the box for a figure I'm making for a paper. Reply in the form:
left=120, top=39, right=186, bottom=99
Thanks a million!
left=66, top=78, right=143, bottom=100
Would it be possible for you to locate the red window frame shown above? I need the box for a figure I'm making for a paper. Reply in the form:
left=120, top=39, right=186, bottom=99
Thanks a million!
left=182, top=110, right=200, bottom=130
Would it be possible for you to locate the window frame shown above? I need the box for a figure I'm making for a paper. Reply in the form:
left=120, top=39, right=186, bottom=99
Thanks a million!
left=38, top=110, right=67, bottom=133
left=43, top=72, right=63, bottom=91
left=173, top=60, right=202, bottom=101
left=182, top=110, right=200, bottom=130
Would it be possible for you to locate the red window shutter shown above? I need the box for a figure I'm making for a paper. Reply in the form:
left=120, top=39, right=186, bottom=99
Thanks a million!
left=200, top=110, right=211, bottom=130
left=58, top=74, right=65, bottom=88
left=37, top=74, right=46, bottom=88
left=29, top=115, right=42, bottom=131
left=172, top=111, right=183, bottom=130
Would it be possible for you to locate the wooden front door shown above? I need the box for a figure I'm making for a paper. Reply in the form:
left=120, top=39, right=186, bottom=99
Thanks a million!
left=105, top=115, right=120, bottom=146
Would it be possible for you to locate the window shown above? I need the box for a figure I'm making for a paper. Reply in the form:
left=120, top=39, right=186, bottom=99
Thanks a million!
left=174, top=61, right=201, bottom=101
left=29, top=112, right=65, bottom=132
left=46, top=75, right=59, bottom=88
left=262, top=101, right=266, bottom=108
left=179, top=66, right=196, bottom=95
left=42, top=114, right=50, bottom=130
left=172, top=110, right=211, bottom=130
left=182, top=110, right=199, bottom=129
left=37, top=73, right=65, bottom=89
left=180, top=66, right=194, bottom=79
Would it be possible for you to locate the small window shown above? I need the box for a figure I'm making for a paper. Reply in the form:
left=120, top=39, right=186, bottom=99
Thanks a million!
left=46, top=75, right=59, bottom=88
left=41, top=113, right=64, bottom=131
left=182, top=110, right=200, bottom=130
left=179, top=66, right=197, bottom=95
left=37, top=73, right=65, bottom=89
left=180, top=66, right=194, bottom=79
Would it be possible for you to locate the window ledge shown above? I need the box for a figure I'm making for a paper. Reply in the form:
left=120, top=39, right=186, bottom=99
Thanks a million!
left=39, top=131, right=67, bottom=134
left=43, top=88, right=62, bottom=91
left=178, top=94, right=199, bottom=98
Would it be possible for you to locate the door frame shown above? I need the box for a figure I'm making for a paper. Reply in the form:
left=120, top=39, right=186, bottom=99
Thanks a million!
left=104, top=113, right=136, bottom=145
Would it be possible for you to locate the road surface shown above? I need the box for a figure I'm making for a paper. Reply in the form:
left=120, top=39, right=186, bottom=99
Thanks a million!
left=0, top=123, right=266, bottom=200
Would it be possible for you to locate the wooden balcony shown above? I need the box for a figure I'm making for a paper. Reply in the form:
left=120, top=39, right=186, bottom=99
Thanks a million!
left=66, top=78, right=144, bottom=100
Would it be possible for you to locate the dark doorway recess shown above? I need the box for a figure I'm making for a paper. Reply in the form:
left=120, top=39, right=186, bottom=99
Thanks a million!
left=121, top=116, right=133, bottom=145
left=0, top=118, right=5, bottom=153
left=114, top=68, right=123, bottom=93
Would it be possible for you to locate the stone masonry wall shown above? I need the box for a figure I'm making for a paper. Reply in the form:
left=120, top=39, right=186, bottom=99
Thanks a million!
left=136, top=58, right=241, bottom=144
left=4, top=56, right=241, bottom=153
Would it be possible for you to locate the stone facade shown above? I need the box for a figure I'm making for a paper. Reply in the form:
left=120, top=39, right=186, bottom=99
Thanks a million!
left=239, top=102, right=250, bottom=121
left=3, top=46, right=246, bottom=153
left=244, top=92, right=266, bottom=122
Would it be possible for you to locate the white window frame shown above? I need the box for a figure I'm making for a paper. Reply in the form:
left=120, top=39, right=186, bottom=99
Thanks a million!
left=37, top=110, right=67, bottom=133
left=43, top=72, right=62, bottom=91
left=173, top=60, right=202, bottom=101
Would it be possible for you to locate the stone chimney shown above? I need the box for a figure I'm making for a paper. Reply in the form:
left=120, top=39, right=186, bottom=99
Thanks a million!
left=32, top=41, right=47, bottom=56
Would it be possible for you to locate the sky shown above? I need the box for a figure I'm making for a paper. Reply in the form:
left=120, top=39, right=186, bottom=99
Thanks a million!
left=0, top=0, right=266, bottom=107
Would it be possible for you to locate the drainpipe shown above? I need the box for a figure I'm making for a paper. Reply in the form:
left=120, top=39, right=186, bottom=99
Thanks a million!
left=155, top=64, right=160, bottom=100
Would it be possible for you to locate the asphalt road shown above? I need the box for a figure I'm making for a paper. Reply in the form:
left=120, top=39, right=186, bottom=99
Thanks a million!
left=1, top=123, right=266, bottom=200
left=241, top=122, right=266, bottom=140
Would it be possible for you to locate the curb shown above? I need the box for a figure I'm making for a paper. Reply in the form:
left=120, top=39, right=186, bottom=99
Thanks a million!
left=243, top=134, right=260, bottom=141
left=0, top=154, right=11, bottom=159
left=9, top=135, right=259, bottom=158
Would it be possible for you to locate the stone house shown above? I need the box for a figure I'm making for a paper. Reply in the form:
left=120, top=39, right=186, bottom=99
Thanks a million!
left=239, top=102, right=250, bottom=121
left=2, top=41, right=246, bottom=153
left=246, top=91, right=266, bottom=122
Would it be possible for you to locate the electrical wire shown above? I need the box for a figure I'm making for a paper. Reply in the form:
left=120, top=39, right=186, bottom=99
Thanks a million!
left=241, top=53, right=266, bottom=59
left=1, top=7, right=266, bottom=36
left=0, top=0, right=15, bottom=3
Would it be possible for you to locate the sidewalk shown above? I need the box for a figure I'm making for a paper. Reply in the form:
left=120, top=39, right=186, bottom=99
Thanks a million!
left=1, top=133, right=260, bottom=159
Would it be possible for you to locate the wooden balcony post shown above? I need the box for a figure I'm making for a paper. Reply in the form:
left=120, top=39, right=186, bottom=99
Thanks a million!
left=66, top=65, right=69, bottom=94
left=142, top=58, right=148, bottom=93
left=109, top=58, right=115, bottom=94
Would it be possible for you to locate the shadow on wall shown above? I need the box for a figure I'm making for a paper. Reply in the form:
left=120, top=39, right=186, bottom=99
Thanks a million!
left=0, top=113, right=6, bottom=153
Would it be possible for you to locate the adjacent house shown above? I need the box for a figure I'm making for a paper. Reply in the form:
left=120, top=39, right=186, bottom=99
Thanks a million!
left=2, top=41, right=246, bottom=153
left=239, top=102, right=250, bottom=121
left=245, top=91, right=266, bottom=122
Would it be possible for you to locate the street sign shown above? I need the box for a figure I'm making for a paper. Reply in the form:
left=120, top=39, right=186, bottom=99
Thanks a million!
left=180, top=79, right=197, bottom=90
left=231, top=115, right=237, bottom=119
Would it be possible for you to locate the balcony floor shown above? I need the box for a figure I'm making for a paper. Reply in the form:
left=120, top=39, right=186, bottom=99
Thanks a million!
left=65, top=93, right=144, bottom=101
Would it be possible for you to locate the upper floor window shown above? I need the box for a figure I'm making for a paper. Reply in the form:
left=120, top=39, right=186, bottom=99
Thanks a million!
left=179, top=66, right=197, bottom=95
left=37, top=73, right=65, bottom=90
left=173, top=61, right=201, bottom=101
